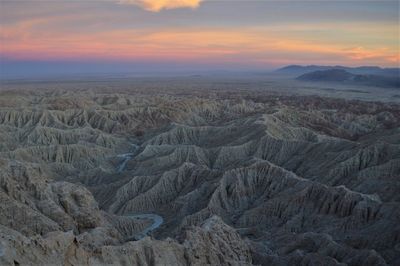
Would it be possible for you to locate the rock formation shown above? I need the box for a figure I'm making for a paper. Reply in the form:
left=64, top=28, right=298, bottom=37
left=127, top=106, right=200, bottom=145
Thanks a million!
left=0, top=83, right=399, bottom=265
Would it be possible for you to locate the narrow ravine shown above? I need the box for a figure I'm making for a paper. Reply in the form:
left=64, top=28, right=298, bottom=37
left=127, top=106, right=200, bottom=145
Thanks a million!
left=116, top=143, right=139, bottom=172
left=125, top=214, right=164, bottom=240
left=116, top=144, right=164, bottom=240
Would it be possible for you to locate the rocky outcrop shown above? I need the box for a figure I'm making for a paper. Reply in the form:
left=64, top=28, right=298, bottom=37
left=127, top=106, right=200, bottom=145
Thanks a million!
left=0, top=216, right=252, bottom=266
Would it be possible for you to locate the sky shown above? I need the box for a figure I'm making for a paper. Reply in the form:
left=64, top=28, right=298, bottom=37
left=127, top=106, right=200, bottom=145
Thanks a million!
left=0, top=0, right=399, bottom=77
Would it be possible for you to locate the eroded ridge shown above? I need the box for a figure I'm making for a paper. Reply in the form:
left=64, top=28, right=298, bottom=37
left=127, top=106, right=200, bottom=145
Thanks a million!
left=0, top=85, right=399, bottom=265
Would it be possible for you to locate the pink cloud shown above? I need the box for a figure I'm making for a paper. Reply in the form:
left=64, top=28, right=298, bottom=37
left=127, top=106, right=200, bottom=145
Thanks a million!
left=119, top=0, right=203, bottom=12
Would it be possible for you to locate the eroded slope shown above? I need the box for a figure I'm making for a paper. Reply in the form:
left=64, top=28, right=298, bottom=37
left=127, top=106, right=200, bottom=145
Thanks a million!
left=0, top=85, right=399, bottom=265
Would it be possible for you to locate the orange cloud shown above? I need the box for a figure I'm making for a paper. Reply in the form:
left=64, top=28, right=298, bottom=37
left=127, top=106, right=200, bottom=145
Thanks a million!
left=346, top=46, right=394, bottom=60
left=119, top=0, right=202, bottom=12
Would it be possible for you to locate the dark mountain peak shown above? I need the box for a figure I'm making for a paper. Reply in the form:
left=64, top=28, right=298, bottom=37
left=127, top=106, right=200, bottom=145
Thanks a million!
left=277, top=65, right=398, bottom=77
left=297, top=69, right=353, bottom=82
left=296, top=69, right=400, bottom=88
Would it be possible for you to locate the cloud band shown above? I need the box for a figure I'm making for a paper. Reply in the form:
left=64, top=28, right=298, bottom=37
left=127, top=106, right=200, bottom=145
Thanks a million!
left=119, top=0, right=203, bottom=12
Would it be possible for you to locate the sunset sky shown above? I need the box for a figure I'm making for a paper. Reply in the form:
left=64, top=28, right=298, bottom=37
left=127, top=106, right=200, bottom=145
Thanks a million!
left=0, top=0, right=399, bottom=76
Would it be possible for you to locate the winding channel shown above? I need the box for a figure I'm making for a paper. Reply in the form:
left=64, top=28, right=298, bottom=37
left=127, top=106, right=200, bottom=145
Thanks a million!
left=125, top=214, right=164, bottom=240
left=116, top=144, right=164, bottom=240
left=116, top=143, right=139, bottom=173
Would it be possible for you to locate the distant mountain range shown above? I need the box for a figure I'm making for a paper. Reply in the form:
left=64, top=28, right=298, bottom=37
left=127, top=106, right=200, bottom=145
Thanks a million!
left=296, top=69, right=400, bottom=88
left=276, top=65, right=400, bottom=88
left=277, top=65, right=399, bottom=77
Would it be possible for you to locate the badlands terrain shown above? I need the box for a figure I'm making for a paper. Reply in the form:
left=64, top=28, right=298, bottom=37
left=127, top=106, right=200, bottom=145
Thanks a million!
left=0, top=77, right=399, bottom=265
